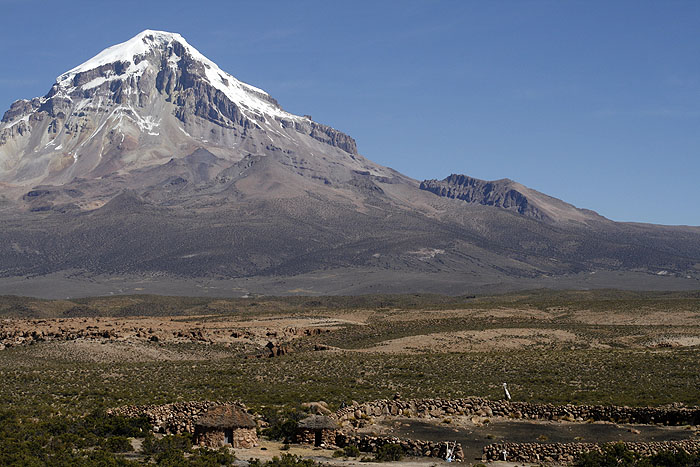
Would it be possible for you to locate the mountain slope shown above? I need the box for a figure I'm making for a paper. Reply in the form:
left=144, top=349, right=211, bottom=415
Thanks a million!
left=0, top=30, right=698, bottom=295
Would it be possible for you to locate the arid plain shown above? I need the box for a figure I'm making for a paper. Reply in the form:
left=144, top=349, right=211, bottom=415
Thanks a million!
left=1, top=291, right=699, bottom=464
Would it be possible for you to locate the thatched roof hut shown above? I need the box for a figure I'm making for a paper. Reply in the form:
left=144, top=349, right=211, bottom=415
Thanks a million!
left=298, top=415, right=338, bottom=430
left=196, top=405, right=256, bottom=429
left=194, top=405, right=257, bottom=448
left=296, top=415, right=339, bottom=447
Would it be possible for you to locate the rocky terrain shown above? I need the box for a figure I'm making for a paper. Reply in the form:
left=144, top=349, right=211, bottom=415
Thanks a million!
left=0, top=30, right=699, bottom=295
left=0, top=314, right=340, bottom=362
left=419, top=174, right=603, bottom=224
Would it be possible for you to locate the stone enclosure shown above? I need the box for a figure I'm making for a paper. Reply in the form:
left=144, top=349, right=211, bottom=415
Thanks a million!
left=108, top=397, right=699, bottom=463
left=335, top=397, right=700, bottom=426
left=483, top=440, right=700, bottom=464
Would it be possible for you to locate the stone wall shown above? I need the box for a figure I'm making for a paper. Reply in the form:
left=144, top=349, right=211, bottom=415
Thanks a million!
left=232, top=427, right=258, bottom=449
left=336, top=398, right=700, bottom=426
left=195, top=427, right=258, bottom=449
left=294, top=428, right=338, bottom=447
left=482, top=440, right=700, bottom=464
left=336, top=433, right=464, bottom=461
left=195, top=428, right=226, bottom=448
left=108, top=400, right=242, bottom=434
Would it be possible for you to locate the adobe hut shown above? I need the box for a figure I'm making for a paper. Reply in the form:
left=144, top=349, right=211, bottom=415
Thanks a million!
left=194, top=405, right=258, bottom=448
left=295, top=415, right=339, bottom=447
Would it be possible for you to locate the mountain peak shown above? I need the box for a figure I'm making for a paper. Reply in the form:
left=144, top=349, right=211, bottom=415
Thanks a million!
left=54, top=30, right=276, bottom=109
left=56, top=29, right=189, bottom=84
left=57, top=30, right=186, bottom=83
left=0, top=29, right=360, bottom=187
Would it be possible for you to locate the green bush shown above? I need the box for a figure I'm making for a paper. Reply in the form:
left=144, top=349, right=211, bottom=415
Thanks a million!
left=576, top=443, right=700, bottom=467
left=375, top=443, right=404, bottom=462
left=0, top=409, right=144, bottom=466
left=249, top=454, right=320, bottom=467
left=84, top=410, right=150, bottom=438
left=577, top=443, right=638, bottom=467
left=260, top=408, right=303, bottom=442
left=142, top=432, right=193, bottom=462
left=648, top=450, right=700, bottom=467
left=103, top=436, right=133, bottom=452
left=339, top=445, right=361, bottom=458
left=186, top=447, right=237, bottom=466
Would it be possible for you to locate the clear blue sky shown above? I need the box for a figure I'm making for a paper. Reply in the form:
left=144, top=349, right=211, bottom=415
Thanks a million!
left=1, top=0, right=698, bottom=225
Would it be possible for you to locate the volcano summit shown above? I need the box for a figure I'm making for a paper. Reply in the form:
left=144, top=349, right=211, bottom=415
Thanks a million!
left=0, top=30, right=698, bottom=297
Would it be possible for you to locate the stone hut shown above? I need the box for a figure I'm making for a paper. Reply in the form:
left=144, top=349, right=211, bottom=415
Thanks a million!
left=295, top=415, right=339, bottom=447
left=194, top=405, right=258, bottom=448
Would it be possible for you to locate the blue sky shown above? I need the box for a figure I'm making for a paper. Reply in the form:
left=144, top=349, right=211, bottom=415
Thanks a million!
left=1, top=0, right=698, bottom=225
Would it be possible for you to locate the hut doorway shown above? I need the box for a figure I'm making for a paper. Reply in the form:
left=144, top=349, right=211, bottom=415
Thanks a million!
left=314, top=430, right=322, bottom=447
left=224, top=428, right=233, bottom=445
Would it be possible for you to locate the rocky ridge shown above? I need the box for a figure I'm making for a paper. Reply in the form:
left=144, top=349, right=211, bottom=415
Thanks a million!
left=419, top=173, right=603, bottom=224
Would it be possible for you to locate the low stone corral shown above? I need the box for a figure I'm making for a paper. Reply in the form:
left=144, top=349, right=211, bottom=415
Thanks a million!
left=336, top=434, right=464, bottom=461
left=295, top=415, right=339, bottom=447
left=335, top=398, right=700, bottom=426
left=108, top=400, right=241, bottom=434
left=194, top=405, right=258, bottom=449
left=483, top=440, right=700, bottom=464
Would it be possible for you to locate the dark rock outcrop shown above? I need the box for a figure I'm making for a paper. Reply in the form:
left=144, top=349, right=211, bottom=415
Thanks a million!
left=420, top=174, right=545, bottom=219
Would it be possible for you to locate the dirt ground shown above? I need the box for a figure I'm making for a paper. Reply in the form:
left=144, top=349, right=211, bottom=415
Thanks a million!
left=358, top=328, right=581, bottom=354
left=360, top=416, right=700, bottom=463
left=3, top=302, right=700, bottom=361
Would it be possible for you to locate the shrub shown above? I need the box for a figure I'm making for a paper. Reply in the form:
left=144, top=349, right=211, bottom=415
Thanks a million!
left=576, top=443, right=638, bottom=467
left=142, top=432, right=193, bottom=464
left=375, top=443, right=404, bottom=462
left=103, top=435, right=133, bottom=452
left=260, top=408, right=303, bottom=442
left=648, top=450, right=700, bottom=467
left=187, top=447, right=237, bottom=466
left=576, top=443, right=700, bottom=467
left=343, top=445, right=361, bottom=457
left=83, top=410, right=150, bottom=438
left=249, top=454, right=320, bottom=466
left=334, top=445, right=361, bottom=458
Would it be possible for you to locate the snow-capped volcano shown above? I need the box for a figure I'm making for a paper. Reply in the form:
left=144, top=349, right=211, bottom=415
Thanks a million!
left=55, top=30, right=294, bottom=122
left=0, top=29, right=363, bottom=187
left=0, top=30, right=698, bottom=294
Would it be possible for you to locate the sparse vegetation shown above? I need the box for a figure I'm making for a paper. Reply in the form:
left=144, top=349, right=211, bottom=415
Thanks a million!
left=0, top=290, right=698, bottom=464
left=374, top=443, right=404, bottom=462
left=576, top=443, right=700, bottom=467
left=248, top=454, right=320, bottom=467
left=260, top=408, right=303, bottom=442
left=333, top=445, right=361, bottom=458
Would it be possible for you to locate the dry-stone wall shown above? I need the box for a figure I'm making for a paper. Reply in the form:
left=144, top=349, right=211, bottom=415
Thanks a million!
left=108, top=400, right=241, bottom=434
left=483, top=440, right=700, bottom=464
left=336, top=398, right=700, bottom=426
left=336, top=433, right=464, bottom=461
